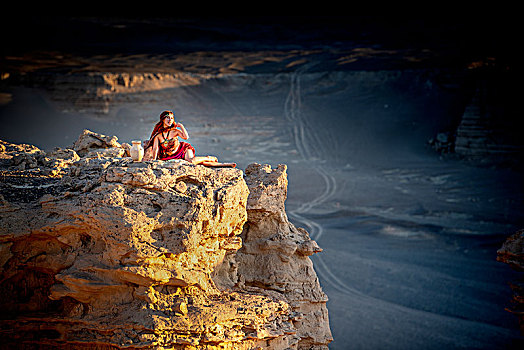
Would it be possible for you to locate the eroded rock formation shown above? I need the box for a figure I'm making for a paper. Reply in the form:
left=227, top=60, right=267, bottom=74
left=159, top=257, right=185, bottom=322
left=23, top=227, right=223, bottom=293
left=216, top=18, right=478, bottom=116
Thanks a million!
left=0, top=131, right=332, bottom=349
left=236, top=163, right=331, bottom=348
left=497, top=230, right=524, bottom=334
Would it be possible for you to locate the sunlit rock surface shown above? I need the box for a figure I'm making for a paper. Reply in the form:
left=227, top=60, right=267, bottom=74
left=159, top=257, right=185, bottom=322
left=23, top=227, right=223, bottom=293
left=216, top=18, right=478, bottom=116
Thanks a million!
left=0, top=131, right=332, bottom=349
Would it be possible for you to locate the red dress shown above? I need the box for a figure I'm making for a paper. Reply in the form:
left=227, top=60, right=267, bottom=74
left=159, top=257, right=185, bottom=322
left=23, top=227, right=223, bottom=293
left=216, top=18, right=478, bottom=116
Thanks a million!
left=158, top=137, right=195, bottom=161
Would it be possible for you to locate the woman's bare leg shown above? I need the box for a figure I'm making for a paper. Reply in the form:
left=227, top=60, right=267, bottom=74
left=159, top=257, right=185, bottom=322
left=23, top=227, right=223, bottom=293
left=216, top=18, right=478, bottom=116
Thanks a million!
left=194, top=156, right=218, bottom=163
left=185, top=150, right=235, bottom=167
left=200, top=160, right=236, bottom=168
left=184, top=149, right=205, bottom=163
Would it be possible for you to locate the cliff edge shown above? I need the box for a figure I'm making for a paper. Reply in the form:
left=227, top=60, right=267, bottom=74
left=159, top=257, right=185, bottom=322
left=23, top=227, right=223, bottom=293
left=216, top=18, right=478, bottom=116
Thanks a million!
left=0, top=130, right=332, bottom=349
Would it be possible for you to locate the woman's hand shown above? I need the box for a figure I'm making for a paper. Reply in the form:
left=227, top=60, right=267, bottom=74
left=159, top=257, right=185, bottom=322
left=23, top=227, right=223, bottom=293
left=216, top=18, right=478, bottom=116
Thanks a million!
left=176, top=123, right=189, bottom=140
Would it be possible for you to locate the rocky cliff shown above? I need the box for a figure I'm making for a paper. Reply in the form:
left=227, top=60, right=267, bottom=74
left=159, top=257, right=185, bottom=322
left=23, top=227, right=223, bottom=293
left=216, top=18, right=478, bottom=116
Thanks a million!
left=0, top=130, right=332, bottom=349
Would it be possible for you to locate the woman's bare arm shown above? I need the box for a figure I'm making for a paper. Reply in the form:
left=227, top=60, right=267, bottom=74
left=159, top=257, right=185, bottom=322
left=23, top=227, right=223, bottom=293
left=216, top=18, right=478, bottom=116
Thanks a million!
left=176, top=123, right=189, bottom=140
left=152, top=135, right=160, bottom=160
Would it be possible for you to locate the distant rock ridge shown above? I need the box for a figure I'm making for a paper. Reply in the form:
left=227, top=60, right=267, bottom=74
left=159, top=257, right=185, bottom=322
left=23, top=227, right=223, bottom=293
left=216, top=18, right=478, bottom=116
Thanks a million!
left=0, top=50, right=313, bottom=115
left=6, top=71, right=205, bottom=114
left=0, top=130, right=332, bottom=349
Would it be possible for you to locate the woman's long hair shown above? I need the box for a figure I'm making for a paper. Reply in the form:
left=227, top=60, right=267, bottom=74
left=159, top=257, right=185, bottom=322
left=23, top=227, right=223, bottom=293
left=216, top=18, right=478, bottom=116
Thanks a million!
left=145, top=110, right=176, bottom=149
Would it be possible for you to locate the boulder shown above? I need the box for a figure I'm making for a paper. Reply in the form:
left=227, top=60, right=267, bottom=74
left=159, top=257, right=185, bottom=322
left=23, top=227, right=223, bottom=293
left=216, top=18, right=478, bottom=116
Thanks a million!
left=73, top=129, right=123, bottom=157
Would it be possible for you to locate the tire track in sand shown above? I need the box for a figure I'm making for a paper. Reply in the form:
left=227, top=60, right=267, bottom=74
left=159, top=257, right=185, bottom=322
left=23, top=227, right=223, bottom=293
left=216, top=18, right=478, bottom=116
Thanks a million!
left=281, top=66, right=435, bottom=309
left=284, top=64, right=337, bottom=231
left=281, top=66, right=476, bottom=327
left=283, top=63, right=359, bottom=297
left=279, top=65, right=516, bottom=345
left=280, top=64, right=484, bottom=328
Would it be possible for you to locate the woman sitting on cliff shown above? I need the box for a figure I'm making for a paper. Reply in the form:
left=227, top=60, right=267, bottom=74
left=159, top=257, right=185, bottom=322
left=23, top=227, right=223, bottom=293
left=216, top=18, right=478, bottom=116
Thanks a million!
left=143, top=110, right=236, bottom=167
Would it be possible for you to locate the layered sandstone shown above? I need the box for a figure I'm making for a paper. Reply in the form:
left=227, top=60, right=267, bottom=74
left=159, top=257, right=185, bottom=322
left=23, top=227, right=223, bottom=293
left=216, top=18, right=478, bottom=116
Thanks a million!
left=0, top=131, right=332, bottom=349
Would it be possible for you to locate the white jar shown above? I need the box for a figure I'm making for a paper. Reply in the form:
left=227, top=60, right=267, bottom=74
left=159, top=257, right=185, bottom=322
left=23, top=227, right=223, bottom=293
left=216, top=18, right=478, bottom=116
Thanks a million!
left=130, top=140, right=144, bottom=162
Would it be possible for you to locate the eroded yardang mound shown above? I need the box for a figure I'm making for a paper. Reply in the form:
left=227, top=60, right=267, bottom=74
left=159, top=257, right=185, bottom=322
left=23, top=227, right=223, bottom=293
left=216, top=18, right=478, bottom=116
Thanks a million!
left=0, top=131, right=332, bottom=349
left=498, top=230, right=524, bottom=334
